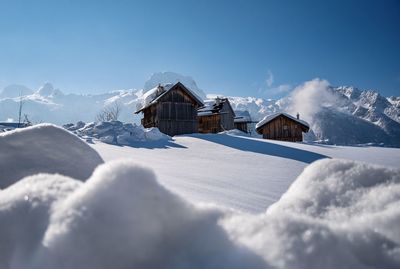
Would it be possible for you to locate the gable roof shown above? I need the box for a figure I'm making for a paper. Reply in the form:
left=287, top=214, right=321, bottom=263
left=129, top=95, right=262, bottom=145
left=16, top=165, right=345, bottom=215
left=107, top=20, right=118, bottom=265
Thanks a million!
left=135, top=82, right=204, bottom=114
left=256, top=112, right=310, bottom=131
left=197, top=98, right=235, bottom=117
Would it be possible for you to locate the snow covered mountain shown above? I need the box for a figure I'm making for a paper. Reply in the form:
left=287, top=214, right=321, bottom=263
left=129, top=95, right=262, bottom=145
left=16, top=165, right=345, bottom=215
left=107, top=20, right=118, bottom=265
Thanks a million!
left=227, top=80, right=400, bottom=147
left=144, top=71, right=206, bottom=100
left=0, top=77, right=399, bottom=147
left=0, top=83, right=144, bottom=125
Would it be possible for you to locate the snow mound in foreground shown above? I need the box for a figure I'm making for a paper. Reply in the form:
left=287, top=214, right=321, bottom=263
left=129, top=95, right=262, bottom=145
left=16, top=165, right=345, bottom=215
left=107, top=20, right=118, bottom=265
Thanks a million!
left=0, top=159, right=399, bottom=269
left=0, top=124, right=103, bottom=189
left=1, top=161, right=265, bottom=269
left=64, top=121, right=170, bottom=145
left=225, top=159, right=400, bottom=269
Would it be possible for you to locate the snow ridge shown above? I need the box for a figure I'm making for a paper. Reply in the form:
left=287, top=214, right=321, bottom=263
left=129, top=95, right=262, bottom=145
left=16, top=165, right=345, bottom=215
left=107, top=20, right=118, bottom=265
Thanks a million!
left=1, top=158, right=399, bottom=269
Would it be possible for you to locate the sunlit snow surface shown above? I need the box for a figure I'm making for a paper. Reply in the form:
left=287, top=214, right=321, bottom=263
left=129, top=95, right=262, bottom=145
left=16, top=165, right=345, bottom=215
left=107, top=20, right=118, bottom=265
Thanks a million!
left=1, top=125, right=400, bottom=269
left=93, top=133, right=400, bottom=213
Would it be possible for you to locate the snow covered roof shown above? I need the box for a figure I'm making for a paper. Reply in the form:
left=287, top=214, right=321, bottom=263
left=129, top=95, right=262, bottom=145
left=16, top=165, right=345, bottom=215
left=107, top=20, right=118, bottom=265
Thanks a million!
left=135, top=82, right=203, bottom=113
left=255, top=112, right=310, bottom=130
left=197, top=98, right=235, bottom=117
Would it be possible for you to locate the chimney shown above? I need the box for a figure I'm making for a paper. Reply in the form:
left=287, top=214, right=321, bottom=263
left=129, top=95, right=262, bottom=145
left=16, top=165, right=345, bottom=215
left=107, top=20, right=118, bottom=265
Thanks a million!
left=215, top=96, right=221, bottom=105
left=156, top=84, right=164, bottom=96
left=296, top=112, right=300, bottom=119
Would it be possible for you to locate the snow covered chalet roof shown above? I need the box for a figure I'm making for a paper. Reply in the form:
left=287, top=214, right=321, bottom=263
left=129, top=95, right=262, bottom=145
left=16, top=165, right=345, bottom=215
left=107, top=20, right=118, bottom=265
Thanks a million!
left=135, top=82, right=203, bottom=113
left=197, top=98, right=234, bottom=117
left=255, top=112, right=310, bottom=130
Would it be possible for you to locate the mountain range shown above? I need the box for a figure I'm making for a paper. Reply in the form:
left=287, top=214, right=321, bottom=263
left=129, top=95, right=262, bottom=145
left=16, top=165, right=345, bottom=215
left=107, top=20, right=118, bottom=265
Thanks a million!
left=1, top=72, right=399, bottom=147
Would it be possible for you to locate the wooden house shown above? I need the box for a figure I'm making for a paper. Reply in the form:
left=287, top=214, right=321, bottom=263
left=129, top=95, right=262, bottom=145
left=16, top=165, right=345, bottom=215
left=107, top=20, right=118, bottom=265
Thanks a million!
left=255, top=112, right=309, bottom=142
left=197, top=97, right=235, bottom=133
left=135, top=82, right=204, bottom=136
left=233, top=110, right=253, bottom=133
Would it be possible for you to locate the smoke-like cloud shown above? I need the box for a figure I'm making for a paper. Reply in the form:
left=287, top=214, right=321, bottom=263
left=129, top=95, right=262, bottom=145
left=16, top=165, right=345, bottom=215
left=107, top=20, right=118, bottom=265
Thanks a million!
left=287, top=78, right=338, bottom=122
left=266, top=70, right=274, bottom=87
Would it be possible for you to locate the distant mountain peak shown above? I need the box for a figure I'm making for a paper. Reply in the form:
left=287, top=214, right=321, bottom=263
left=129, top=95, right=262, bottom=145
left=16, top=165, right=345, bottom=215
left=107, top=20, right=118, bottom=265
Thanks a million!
left=0, top=84, right=33, bottom=98
left=144, top=71, right=206, bottom=100
left=36, top=82, right=63, bottom=97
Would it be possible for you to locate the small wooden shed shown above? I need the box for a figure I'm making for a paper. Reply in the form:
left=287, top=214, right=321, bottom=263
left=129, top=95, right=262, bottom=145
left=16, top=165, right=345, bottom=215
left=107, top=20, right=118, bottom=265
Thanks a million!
left=197, top=97, right=235, bottom=133
left=135, top=82, right=204, bottom=136
left=234, top=110, right=253, bottom=133
left=256, top=112, right=309, bottom=142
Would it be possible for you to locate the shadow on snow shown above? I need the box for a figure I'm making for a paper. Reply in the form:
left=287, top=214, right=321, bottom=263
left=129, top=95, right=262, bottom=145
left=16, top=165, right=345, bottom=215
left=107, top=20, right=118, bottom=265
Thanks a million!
left=119, top=139, right=187, bottom=149
left=190, top=133, right=328, bottom=164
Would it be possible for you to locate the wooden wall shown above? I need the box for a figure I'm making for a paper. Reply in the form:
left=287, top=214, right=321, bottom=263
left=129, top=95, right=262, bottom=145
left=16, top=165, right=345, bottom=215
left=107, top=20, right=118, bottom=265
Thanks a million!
left=234, top=122, right=248, bottom=133
left=259, top=115, right=304, bottom=142
left=141, top=85, right=200, bottom=136
left=198, top=114, right=221, bottom=133
left=219, top=103, right=235, bottom=130
left=198, top=101, right=235, bottom=133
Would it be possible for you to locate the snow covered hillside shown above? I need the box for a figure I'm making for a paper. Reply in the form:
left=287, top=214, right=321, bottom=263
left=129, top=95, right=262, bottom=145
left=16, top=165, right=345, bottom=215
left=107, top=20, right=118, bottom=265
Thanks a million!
left=1, top=75, right=399, bottom=146
left=1, top=125, right=400, bottom=269
left=93, top=133, right=400, bottom=213
left=227, top=79, right=400, bottom=146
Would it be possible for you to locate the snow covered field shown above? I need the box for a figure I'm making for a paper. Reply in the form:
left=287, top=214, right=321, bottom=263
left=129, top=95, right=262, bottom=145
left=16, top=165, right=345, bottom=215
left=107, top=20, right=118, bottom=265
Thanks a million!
left=1, top=125, right=400, bottom=269
left=93, top=133, right=400, bottom=213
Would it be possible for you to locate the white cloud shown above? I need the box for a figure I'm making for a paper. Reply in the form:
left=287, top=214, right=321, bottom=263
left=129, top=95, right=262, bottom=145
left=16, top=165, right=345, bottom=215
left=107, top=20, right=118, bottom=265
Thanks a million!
left=269, top=84, right=292, bottom=95
left=287, top=78, right=337, bottom=121
left=260, top=70, right=292, bottom=96
left=266, top=70, right=274, bottom=87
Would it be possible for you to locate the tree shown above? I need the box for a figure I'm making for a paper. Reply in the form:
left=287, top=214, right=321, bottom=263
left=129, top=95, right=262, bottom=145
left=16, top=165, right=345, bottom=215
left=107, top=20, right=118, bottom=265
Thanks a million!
left=96, top=102, right=122, bottom=122
left=23, top=114, right=32, bottom=126
left=17, top=91, right=24, bottom=128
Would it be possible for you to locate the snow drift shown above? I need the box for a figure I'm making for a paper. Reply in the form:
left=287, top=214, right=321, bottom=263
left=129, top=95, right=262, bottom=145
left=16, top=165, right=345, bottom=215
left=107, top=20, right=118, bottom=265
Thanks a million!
left=1, top=161, right=265, bottom=269
left=64, top=121, right=170, bottom=145
left=0, top=124, right=103, bottom=189
left=224, top=159, right=400, bottom=269
left=0, top=158, right=399, bottom=269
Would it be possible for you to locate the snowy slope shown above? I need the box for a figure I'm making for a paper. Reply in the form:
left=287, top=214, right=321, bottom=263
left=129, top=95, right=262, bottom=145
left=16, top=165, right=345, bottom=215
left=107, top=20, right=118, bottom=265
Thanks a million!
left=1, top=124, right=399, bottom=269
left=92, top=133, right=400, bottom=213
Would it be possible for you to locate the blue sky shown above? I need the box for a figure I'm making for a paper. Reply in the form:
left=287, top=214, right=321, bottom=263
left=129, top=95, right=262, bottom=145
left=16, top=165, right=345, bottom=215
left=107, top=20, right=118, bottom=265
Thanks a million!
left=0, top=0, right=399, bottom=97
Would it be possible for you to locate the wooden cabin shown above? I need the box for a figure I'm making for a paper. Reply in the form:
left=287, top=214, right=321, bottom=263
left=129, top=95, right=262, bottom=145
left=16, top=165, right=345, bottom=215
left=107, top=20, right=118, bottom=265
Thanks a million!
left=234, top=110, right=253, bottom=133
left=135, top=82, right=204, bottom=136
left=197, top=97, right=235, bottom=133
left=256, top=112, right=309, bottom=142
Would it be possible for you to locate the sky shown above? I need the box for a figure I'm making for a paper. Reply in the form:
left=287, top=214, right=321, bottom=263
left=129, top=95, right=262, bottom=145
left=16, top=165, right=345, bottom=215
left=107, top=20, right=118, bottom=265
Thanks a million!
left=0, top=0, right=399, bottom=97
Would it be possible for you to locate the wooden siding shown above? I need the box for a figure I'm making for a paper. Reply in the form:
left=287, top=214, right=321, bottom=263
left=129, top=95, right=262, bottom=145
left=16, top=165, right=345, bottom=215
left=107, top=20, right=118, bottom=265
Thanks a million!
left=197, top=100, right=235, bottom=133
left=234, top=122, right=248, bottom=133
left=198, top=114, right=222, bottom=133
left=219, top=102, right=235, bottom=130
left=259, top=115, right=304, bottom=142
left=140, top=84, right=200, bottom=136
